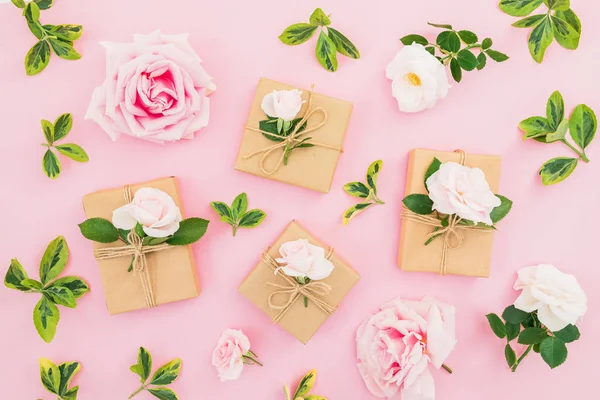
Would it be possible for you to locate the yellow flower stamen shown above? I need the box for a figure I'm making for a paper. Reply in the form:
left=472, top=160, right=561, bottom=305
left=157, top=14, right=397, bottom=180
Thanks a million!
left=405, top=72, right=422, bottom=87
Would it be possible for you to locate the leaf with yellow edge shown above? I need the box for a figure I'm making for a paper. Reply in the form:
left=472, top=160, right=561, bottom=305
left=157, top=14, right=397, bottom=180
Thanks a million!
left=283, top=385, right=291, bottom=400
left=305, top=396, right=327, bottom=400
left=293, top=369, right=316, bottom=399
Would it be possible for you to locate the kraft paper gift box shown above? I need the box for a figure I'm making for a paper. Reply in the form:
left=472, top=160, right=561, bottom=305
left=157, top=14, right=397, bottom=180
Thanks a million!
left=234, top=78, right=353, bottom=193
left=398, top=149, right=502, bottom=278
left=238, top=221, right=360, bottom=344
left=82, top=177, right=200, bottom=315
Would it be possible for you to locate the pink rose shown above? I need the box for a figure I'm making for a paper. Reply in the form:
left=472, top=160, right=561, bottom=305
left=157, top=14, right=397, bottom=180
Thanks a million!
left=85, top=30, right=216, bottom=143
left=275, top=239, right=334, bottom=281
left=112, top=188, right=182, bottom=238
left=356, top=296, right=456, bottom=400
left=212, top=329, right=254, bottom=382
left=261, top=89, right=304, bottom=121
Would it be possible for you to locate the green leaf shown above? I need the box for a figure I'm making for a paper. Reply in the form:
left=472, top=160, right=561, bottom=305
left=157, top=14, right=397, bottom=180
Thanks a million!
left=327, top=27, right=360, bottom=59
left=425, top=46, right=435, bottom=55
left=552, top=15, right=580, bottom=50
left=522, top=313, right=540, bottom=328
left=554, top=9, right=581, bottom=49
left=569, top=104, right=597, bottom=150
left=477, top=52, right=487, bottom=70
left=528, top=16, right=554, bottom=63
left=78, top=218, right=119, bottom=243
left=458, top=30, right=478, bottom=44
left=293, top=369, right=317, bottom=399
left=58, top=361, right=80, bottom=396
left=39, top=358, right=60, bottom=394
left=436, top=31, right=460, bottom=53
left=485, top=49, right=510, bottom=62
left=506, top=323, right=521, bottom=341
left=56, top=144, right=89, bottom=162
left=40, top=236, right=68, bottom=285
left=505, top=344, right=517, bottom=368
left=545, top=0, right=570, bottom=10
left=490, top=195, right=513, bottom=224
left=482, top=38, right=493, bottom=49
left=518, top=327, right=549, bottom=344
left=4, top=259, right=30, bottom=291
left=148, top=387, right=178, bottom=400
left=545, top=119, right=569, bottom=143
left=166, top=218, right=209, bottom=246
left=502, top=305, right=530, bottom=324
left=24, top=2, right=40, bottom=23
left=130, top=347, right=152, bottom=383
left=231, top=193, right=248, bottom=221
left=427, top=22, right=453, bottom=29
left=343, top=202, right=374, bottom=226
left=210, top=201, right=233, bottom=222
left=539, top=157, right=578, bottom=185
left=499, top=0, right=544, bottom=17
left=135, top=223, right=146, bottom=238
left=11, top=0, right=26, bottom=8
left=457, top=49, right=478, bottom=71
left=486, top=313, right=507, bottom=338
left=21, top=278, right=43, bottom=290
left=366, top=160, right=383, bottom=193
left=546, top=91, right=565, bottom=130
left=25, top=40, right=51, bottom=76
left=46, top=24, right=84, bottom=41
left=402, top=194, right=434, bottom=215
left=519, top=116, right=552, bottom=139
left=309, top=8, right=331, bottom=26
left=279, top=23, right=318, bottom=45
left=344, top=182, right=370, bottom=198
left=316, top=30, right=338, bottom=72
left=41, top=119, right=54, bottom=144
left=49, top=38, right=81, bottom=61
left=553, top=324, right=580, bottom=343
left=42, top=150, right=61, bottom=179
left=424, top=157, right=442, bottom=190
left=34, top=0, right=54, bottom=10
left=238, top=210, right=267, bottom=228
left=400, top=34, right=429, bottom=46
left=512, top=14, right=545, bottom=27
left=540, top=336, right=568, bottom=368
left=305, top=396, right=326, bottom=400
left=34, top=296, right=60, bottom=342
left=150, top=358, right=181, bottom=385
left=259, top=117, right=306, bottom=142
left=450, top=58, right=462, bottom=82
left=28, top=20, right=44, bottom=39
left=533, top=343, right=541, bottom=353
left=142, top=236, right=170, bottom=246
left=45, top=286, right=76, bottom=308
left=46, top=276, right=89, bottom=299
left=53, top=113, right=73, bottom=141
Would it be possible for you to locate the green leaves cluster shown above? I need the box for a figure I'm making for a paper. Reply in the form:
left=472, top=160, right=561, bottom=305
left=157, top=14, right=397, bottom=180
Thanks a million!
left=402, top=157, right=513, bottom=244
left=41, top=113, right=88, bottom=179
left=11, top=0, right=83, bottom=75
left=342, top=160, right=385, bottom=225
left=499, top=0, right=581, bottom=63
left=129, top=347, right=181, bottom=400
left=487, top=306, right=581, bottom=371
left=400, top=22, right=509, bottom=83
left=283, top=369, right=327, bottom=400
left=259, top=116, right=313, bottom=165
left=210, top=192, right=266, bottom=236
left=519, top=91, right=597, bottom=185
left=39, top=358, right=81, bottom=400
left=279, top=8, right=360, bottom=72
left=4, top=236, right=90, bottom=343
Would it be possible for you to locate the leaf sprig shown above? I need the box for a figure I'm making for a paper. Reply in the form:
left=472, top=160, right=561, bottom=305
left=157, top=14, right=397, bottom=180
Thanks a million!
left=342, top=160, right=385, bottom=225
left=11, top=0, right=83, bottom=75
left=39, top=358, right=81, bottom=400
left=129, top=347, right=181, bottom=400
left=41, top=113, right=89, bottom=179
left=499, top=0, right=581, bottom=63
left=4, top=236, right=90, bottom=343
left=283, top=369, right=327, bottom=400
left=487, top=306, right=581, bottom=371
left=519, top=91, right=597, bottom=185
left=210, top=193, right=266, bottom=236
left=259, top=116, right=312, bottom=165
left=401, top=22, right=509, bottom=83
left=279, top=8, right=360, bottom=72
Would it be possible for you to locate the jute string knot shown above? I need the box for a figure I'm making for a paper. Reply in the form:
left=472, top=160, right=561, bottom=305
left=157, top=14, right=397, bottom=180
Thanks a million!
left=400, top=150, right=492, bottom=276
left=242, top=85, right=342, bottom=175
left=262, top=249, right=336, bottom=323
left=93, top=186, right=171, bottom=308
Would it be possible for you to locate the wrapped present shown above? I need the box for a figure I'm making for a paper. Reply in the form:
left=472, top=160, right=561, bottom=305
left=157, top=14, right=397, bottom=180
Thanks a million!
left=81, top=177, right=202, bottom=314
left=234, top=78, right=353, bottom=193
left=238, top=221, right=360, bottom=343
left=398, top=149, right=505, bottom=277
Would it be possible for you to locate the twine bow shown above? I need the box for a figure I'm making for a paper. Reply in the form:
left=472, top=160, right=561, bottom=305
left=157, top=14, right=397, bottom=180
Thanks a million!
left=93, top=186, right=171, bottom=308
left=262, top=250, right=336, bottom=323
left=400, top=150, right=492, bottom=276
left=242, top=85, right=342, bottom=175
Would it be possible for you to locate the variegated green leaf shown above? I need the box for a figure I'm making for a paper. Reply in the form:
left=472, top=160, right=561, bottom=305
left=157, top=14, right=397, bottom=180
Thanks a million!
left=53, top=113, right=73, bottom=141
left=315, top=31, right=338, bottom=72
left=512, top=14, right=545, bottom=28
left=34, top=296, right=60, bottom=342
left=343, top=202, right=373, bottom=225
left=21, top=279, right=43, bottom=290
left=42, top=149, right=61, bottom=179
left=366, top=160, right=383, bottom=193
left=40, top=236, right=68, bottom=285
left=47, top=24, right=83, bottom=41
left=528, top=16, right=554, bottom=63
left=24, top=2, right=40, bottom=23
left=210, top=201, right=233, bottom=223
left=546, top=91, right=564, bottom=130
left=309, top=8, right=331, bottom=26
left=4, top=258, right=30, bottom=291
left=39, top=358, right=60, bottom=394
left=293, top=369, right=317, bottom=399
left=130, top=347, right=152, bottom=383
left=41, top=119, right=54, bottom=144
left=499, top=0, right=544, bottom=17
left=539, top=157, right=578, bottom=185
left=45, top=285, right=76, bottom=308
left=545, top=0, right=570, bottom=11
left=56, top=144, right=89, bottom=162
left=11, top=0, right=26, bottom=8
left=238, top=210, right=267, bottom=228
left=552, top=15, right=580, bottom=50
left=25, top=40, right=50, bottom=76
left=519, top=116, right=552, bottom=139
left=58, top=361, right=81, bottom=396
left=148, top=387, right=178, bottom=400
left=62, top=386, right=79, bottom=400
left=150, top=358, right=181, bottom=385
left=343, top=182, right=370, bottom=198
left=554, top=9, right=581, bottom=49
left=34, top=0, right=54, bottom=10
left=46, top=276, right=89, bottom=299
left=49, top=38, right=81, bottom=60
left=569, top=104, right=597, bottom=150
left=279, top=23, right=318, bottom=45
left=545, top=119, right=569, bottom=142
left=231, top=193, right=248, bottom=220
left=305, top=396, right=327, bottom=400
left=327, top=27, right=360, bottom=59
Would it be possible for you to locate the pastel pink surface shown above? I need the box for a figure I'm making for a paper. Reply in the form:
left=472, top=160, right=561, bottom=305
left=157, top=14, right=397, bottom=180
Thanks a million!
left=0, top=0, right=598, bottom=399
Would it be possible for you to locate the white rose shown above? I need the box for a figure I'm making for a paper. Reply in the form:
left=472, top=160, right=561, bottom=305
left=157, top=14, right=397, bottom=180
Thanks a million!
left=112, top=188, right=182, bottom=238
left=260, top=89, right=304, bottom=121
left=513, top=264, right=587, bottom=331
left=275, top=239, right=334, bottom=281
left=385, top=43, right=449, bottom=113
left=426, top=162, right=500, bottom=225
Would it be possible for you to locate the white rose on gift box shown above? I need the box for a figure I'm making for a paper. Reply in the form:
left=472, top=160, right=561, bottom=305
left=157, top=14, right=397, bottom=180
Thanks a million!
left=275, top=239, right=334, bottom=281
left=386, top=43, right=449, bottom=113
left=260, top=89, right=305, bottom=134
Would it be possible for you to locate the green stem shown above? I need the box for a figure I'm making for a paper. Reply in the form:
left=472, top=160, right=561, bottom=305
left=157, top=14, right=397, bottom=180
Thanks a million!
left=304, top=295, right=308, bottom=308
left=128, top=384, right=147, bottom=399
left=511, top=345, right=533, bottom=372
left=442, top=364, right=453, bottom=374
left=232, top=225, right=238, bottom=237
left=242, top=354, right=263, bottom=367
left=561, top=139, right=590, bottom=162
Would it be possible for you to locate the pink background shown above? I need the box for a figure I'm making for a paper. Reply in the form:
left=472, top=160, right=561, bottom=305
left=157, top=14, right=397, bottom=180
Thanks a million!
left=0, top=0, right=598, bottom=399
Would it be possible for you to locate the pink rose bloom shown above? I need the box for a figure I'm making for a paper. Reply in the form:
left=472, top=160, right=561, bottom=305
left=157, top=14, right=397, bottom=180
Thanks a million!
left=212, top=329, right=251, bottom=382
left=275, top=239, right=334, bottom=281
left=85, top=30, right=216, bottom=143
left=356, top=296, right=456, bottom=400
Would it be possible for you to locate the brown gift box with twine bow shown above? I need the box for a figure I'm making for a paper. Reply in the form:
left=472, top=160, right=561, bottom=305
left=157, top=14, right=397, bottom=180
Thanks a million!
left=398, top=149, right=502, bottom=278
left=238, top=221, right=360, bottom=344
left=234, top=78, right=353, bottom=193
left=82, top=177, right=200, bottom=315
